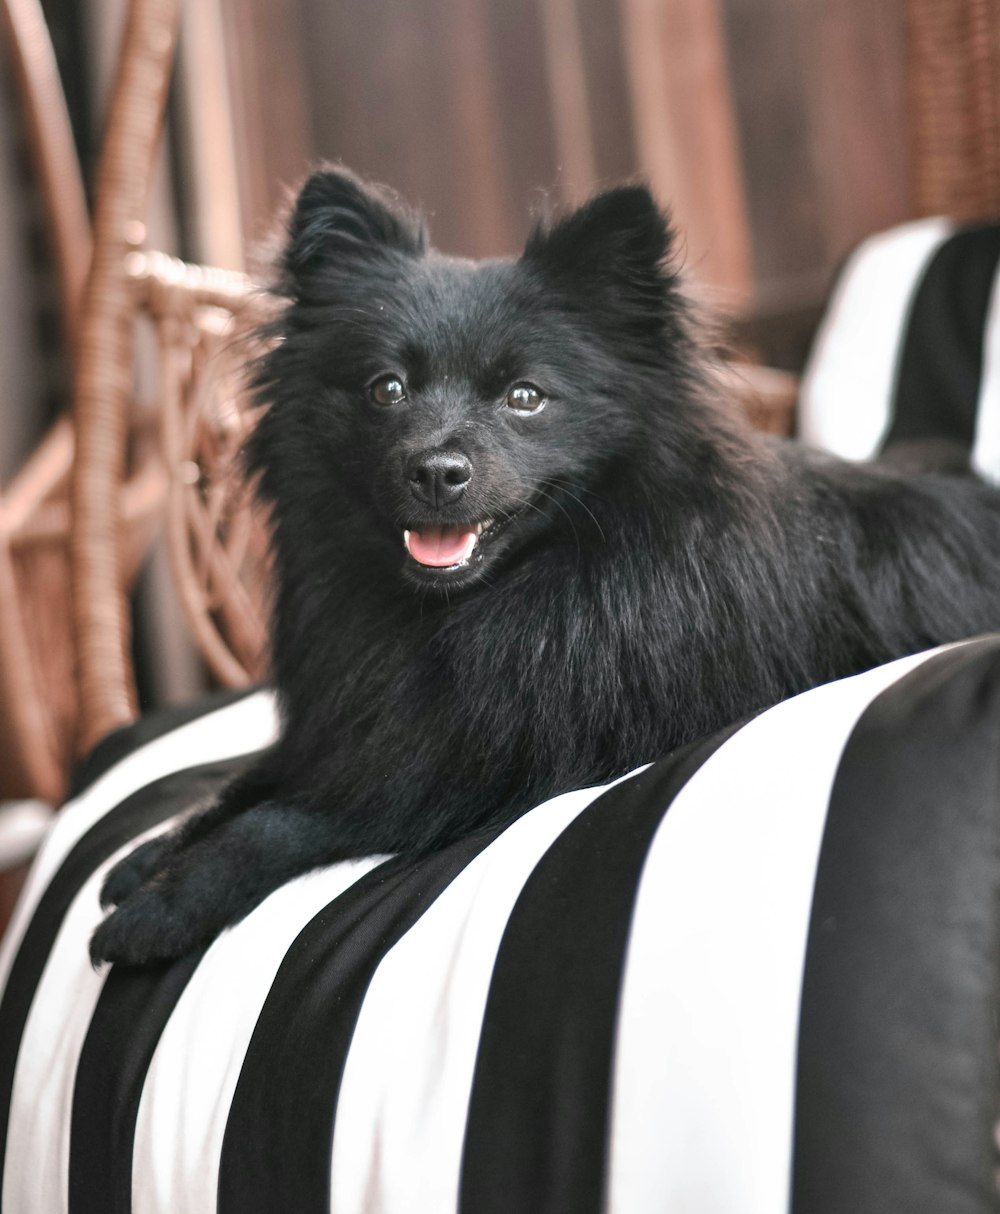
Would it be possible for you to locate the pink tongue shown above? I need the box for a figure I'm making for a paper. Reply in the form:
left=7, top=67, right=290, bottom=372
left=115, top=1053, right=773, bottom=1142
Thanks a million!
left=405, top=525, right=478, bottom=567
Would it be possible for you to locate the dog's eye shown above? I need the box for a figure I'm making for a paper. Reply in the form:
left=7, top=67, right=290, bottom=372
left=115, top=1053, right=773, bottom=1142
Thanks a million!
left=505, top=383, right=546, bottom=415
left=368, top=374, right=407, bottom=406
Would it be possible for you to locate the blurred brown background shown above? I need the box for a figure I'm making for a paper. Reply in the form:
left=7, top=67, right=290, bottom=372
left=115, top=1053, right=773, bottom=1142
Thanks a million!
left=284, top=0, right=911, bottom=366
left=235, top=0, right=912, bottom=367
left=3, top=0, right=913, bottom=407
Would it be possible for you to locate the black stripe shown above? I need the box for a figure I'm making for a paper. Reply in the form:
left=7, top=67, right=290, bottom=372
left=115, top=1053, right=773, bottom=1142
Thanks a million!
left=792, top=638, right=1000, bottom=1213
left=217, top=828, right=503, bottom=1214
left=459, top=727, right=740, bottom=1214
left=69, top=955, right=203, bottom=1214
left=69, top=687, right=263, bottom=800
left=883, top=225, right=1000, bottom=451
left=0, top=757, right=255, bottom=1199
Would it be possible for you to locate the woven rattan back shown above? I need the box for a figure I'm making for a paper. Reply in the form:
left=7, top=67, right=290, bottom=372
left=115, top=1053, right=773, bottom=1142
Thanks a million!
left=908, top=0, right=1000, bottom=222
left=0, top=0, right=164, bottom=801
left=126, top=250, right=270, bottom=691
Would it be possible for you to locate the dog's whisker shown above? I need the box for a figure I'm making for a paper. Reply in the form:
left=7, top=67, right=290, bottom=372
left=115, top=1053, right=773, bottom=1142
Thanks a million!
left=544, top=482, right=607, bottom=544
left=532, top=488, right=583, bottom=559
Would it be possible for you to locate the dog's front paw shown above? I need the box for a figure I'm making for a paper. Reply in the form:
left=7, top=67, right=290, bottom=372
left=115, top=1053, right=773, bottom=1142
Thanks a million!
left=100, top=832, right=177, bottom=909
left=90, top=801, right=330, bottom=967
left=90, top=873, right=220, bottom=968
left=92, top=844, right=240, bottom=966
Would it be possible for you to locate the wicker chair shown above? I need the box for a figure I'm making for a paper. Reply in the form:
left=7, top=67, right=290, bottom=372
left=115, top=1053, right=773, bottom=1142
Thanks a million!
left=67, top=0, right=272, bottom=763
left=0, top=0, right=164, bottom=804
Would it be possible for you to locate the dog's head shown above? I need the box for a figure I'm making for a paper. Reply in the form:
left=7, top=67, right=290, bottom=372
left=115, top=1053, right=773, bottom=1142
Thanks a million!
left=250, top=166, right=687, bottom=592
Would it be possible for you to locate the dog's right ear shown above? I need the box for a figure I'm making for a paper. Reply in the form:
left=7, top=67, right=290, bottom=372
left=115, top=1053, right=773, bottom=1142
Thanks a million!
left=282, top=166, right=426, bottom=282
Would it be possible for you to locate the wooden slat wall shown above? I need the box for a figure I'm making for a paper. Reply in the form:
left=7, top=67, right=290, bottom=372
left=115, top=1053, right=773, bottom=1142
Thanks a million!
left=620, top=0, right=753, bottom=307
left=721, top=0, right=911, bottom=314
left=218, top=0, right=312, bottom=248
left=296, top=0, right=638, bottom=253
left=574, top=0, right=637, bottom=186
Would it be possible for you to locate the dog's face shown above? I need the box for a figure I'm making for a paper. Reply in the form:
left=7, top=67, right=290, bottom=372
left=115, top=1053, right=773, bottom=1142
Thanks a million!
left=252, top=169, right=679, bottom=592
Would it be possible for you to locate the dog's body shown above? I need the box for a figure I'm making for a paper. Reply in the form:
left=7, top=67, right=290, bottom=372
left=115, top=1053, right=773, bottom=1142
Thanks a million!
left=92, top=171, right=1000, bottom=965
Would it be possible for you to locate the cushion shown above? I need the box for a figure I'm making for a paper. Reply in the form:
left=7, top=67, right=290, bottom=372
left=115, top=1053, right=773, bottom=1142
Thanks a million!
left=799, top=218, right=1000, bottom=480
left=2, top=638, right=1000, bottom=1213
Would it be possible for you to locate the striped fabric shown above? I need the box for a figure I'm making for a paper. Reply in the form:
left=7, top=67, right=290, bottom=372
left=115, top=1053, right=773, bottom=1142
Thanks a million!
left=2, top=638, right=1000, bottom=1213
left=799, top=219, right=1000, bottom=481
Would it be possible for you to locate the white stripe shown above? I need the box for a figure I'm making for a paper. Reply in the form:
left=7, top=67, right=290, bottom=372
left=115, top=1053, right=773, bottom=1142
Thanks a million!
left=131, top=857, right=384, bottom=1214
left=329, top=772, right=645, bottom=1214
left=606, top=647, right=945, bottom=1214
left=2, top=820, right=180, bottom=1214
left=0, top=692, right=278, bottom=996
left=0, top=800, right=54, bottom=870
left=971, top=257, right=1000, bottom=484
left=1, top=693, right=276, bottom=1214
left=799, top=218, right=954, bottom=460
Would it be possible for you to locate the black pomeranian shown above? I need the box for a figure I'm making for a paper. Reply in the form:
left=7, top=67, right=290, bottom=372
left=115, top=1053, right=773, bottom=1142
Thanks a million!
left=92, top=167, right=1000, bottom=965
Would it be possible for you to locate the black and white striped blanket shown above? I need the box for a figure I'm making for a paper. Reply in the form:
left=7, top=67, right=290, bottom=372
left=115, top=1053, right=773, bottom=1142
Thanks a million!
left=2, top=637, right=999, bottom=1213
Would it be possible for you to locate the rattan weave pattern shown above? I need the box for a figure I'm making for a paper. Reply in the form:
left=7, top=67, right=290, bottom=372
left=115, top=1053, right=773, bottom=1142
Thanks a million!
left=908, top=0, right=1000, bottom=221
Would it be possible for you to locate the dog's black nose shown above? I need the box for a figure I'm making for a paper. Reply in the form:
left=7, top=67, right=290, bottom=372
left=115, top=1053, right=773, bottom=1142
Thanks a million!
left=406, top=450, right=473, bottom=507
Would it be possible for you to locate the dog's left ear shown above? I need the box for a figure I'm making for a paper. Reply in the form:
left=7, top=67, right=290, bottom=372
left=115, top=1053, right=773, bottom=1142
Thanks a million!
left=522, top=185, right=676, bottom=319
left=282, top=165, right=427, bottom=284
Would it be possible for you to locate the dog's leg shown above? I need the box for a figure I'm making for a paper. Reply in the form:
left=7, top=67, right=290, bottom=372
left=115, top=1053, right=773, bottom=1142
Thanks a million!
left=98, top=754, right=282, bottom=910
left=90, top=798, right=356, bottom=967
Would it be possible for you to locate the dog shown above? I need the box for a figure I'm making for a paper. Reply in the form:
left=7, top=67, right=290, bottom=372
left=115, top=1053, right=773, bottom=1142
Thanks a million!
left=91, top=167, right=1000, bottom=965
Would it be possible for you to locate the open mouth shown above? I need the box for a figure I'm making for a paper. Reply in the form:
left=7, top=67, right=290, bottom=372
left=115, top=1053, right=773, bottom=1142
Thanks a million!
left=403, top=519, right=499, bottom=572
left=400, top=490, right=546, bottom=581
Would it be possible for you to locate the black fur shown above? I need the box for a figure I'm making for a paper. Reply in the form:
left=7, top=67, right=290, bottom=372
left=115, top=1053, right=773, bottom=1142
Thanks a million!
left=92, top=167, right=1000, bottom=965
